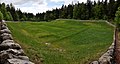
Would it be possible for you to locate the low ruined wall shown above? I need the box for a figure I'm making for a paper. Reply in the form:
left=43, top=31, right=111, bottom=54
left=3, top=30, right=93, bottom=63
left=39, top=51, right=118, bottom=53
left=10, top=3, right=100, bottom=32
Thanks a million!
left=0, top=21, right=34, bottom=64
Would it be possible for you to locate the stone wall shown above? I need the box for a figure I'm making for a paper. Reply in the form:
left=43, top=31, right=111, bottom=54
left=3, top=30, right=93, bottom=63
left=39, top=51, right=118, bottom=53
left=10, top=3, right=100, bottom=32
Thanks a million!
left=0, top=21, right=34, bottom=64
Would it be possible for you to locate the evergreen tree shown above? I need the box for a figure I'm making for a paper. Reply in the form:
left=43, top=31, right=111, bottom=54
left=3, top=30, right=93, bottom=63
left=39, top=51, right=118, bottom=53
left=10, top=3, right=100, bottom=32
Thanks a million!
left=86, top=0, right=92, bottom=19
left=93, top=4, right=103, bottom=19
left=67, top=4, right=73, bottom=19
left=1, top=3, right=8, bottom=20
left=73, top=4, right=79, bottom=19
left=103, top=0, right=108, bottom=19
left=10, top=3, right=19, bottom=21
left=7, top=12, right=13, bottom=21
left=5, top=12, right=10, bottom=20
left=108, top=0, right=115, bottom=20
left=116, top=0, right=120, bottom=8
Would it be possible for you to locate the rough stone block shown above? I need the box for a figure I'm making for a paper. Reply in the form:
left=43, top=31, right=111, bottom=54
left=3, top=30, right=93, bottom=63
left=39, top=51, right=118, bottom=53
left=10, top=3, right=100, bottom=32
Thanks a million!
left=0, top=43, right=21, bottom=50
left=2, top=34, right=13, bottom=40
left=0, top=29, right=11, bottom=34
left=6, top=49, right=25, bottom=56
left=90, top=61, right=99, bottom=64
left=7, top=58, right=34, bottom=64
left=2, top=40, right=14, bottom=44
left=1, top=25, right=8, bottom=29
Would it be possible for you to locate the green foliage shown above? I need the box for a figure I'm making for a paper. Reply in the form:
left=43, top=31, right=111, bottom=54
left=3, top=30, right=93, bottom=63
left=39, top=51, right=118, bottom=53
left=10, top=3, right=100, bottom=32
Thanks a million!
left=73, top=5, right=79, bottom=19
left=107, top=0, right=116, bottom=20
left=115, top=7, right=120, bottom=28
left=7, top=20, right=114, bottom=64
left=93, top=4, right=104, bottom=19
left=5, top=12, right=10, bottom=20
left=7, top=12, right=13, bottom=21
left=0, top=11, right=3, bottom=20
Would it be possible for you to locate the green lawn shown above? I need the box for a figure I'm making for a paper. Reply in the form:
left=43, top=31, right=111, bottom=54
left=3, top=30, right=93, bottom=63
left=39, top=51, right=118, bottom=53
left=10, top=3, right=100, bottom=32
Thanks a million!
left=7, top=20, right=114, bottom=64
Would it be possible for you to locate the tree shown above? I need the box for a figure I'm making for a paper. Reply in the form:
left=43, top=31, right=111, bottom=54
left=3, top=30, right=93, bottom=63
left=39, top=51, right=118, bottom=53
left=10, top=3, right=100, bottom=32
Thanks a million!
left=103, top=0, right=108, bottom=19
left=67, top=4, right=73, bottom=19
left=5, top=12, right=10, bottom=21
left=36, top=13, right=45, bottom=21
left=73, top=4, right=79, bottom=19
left=59, top=5, right=68, bottom=19
left=44, top=11, right=54, bottom=21
left=7, top=12, right=13, bottom=21
left=9, top=3, right=19, bottom=21
left=108, top=0, right=115, bottom=20
left=116, top=0, right=120, bottom=8
left=0, top=11, right=3, bottom=20
left=115, top=7, right=120, bottom=29
left=93, top=2, right=104, bottom=19
left=86, top=0, right=92, bottom=19
left=0, top=3, right=8, bottom=20
left=79, top=2, right=87, bottom=20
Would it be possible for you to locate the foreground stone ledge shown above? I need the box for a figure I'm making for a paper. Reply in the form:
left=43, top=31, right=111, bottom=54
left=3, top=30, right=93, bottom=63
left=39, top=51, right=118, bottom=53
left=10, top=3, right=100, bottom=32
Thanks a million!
left=7, top=58, right=34, bottom=64
left=0, top=21, right=34, bottom=64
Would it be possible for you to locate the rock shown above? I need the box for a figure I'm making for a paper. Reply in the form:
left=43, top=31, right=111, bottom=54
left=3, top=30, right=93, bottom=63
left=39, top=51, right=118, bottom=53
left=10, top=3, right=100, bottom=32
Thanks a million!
left=6, top=49, right=25, bottom=56
left=0, top=51, right=13, bottom=64
left=40, top=58, right=44, bottom=62
left=90, top=61, right=99, bottom=64
left=0, top=43, right=21, bottom=50
left=7, top=58, right=34, bottom=64
left=0, top=29, right=11, bottom=34
left=108, top=45, right=114, bottom=50
left=1, top=25, right=8, bottom=29
left=107, top=50, right=113, bottom=56
left=17, top=56, right=29, bottom=60
left=0, top=51, right=12, bottom=59
left=1, top=33, right=9, bottom=37
left=2, top=40, right=14, bottom=44
left=2, top=34, right=13, bottom=40
left=0, top=42, right=14, bottom=50
left=99, top=56, right=112, bottom=64
left=10, top=43, right=22, bottom=50
left=2, top=21, right=7, bottom=26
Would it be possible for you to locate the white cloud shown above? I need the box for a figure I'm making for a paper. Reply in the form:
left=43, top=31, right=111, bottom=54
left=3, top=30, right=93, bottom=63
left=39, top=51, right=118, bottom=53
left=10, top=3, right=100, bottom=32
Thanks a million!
left=50, top=0, right=86, bottom=5
left=0, top=0, right=101, bottom=14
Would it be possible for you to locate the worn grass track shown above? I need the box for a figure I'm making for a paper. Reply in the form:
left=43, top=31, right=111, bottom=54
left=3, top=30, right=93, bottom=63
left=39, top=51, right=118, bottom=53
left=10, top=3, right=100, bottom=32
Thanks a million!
left=7, top=20, right=114, bottom=64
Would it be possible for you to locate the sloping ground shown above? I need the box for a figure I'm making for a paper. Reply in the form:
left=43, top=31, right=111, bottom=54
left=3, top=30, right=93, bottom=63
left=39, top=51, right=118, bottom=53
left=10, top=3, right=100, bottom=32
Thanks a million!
left=6, top=20, right=114, bottom=64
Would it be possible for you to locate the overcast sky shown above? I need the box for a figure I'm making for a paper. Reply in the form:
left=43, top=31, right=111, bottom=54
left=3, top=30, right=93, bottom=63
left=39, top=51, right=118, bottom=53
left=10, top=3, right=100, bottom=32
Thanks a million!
left=0, top=0, right=102, bottom=14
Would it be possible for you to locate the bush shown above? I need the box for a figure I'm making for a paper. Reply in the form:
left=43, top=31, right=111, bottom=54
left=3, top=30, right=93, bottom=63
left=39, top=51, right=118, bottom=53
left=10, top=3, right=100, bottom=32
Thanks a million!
left=115, top=7, right=120, bottom=30
left=0, top=11, right=3, bottom=20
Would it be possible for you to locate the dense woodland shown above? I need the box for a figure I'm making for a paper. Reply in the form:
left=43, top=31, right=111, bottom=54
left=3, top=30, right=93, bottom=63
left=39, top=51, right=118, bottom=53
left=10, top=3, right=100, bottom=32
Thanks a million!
left=0, top=0, right=120, bottom=21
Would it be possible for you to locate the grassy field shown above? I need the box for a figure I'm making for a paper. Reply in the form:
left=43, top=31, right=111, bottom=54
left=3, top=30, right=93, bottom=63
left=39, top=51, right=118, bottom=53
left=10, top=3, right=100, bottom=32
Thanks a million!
left=7, top=20, right=114, bottom=64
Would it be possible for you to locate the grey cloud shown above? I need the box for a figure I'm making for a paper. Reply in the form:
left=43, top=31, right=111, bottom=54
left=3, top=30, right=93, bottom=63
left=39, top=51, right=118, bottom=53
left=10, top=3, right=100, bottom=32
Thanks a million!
left=14, top=0, right=44, bottom=5
left=0, top=0, right=44, bottom=5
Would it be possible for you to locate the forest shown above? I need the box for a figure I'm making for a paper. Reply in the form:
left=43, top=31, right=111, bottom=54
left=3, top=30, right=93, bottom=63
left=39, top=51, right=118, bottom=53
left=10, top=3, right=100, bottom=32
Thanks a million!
left=0, top=0, right=119, bottom=21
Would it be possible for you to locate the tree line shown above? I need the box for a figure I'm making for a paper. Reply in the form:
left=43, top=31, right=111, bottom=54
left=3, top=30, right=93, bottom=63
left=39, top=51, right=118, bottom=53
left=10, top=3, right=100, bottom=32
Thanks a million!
left=38, top=0, right=120, bottom=21
left=0, top=0, right=120, bottom=21
left=0, top=3, right=34, bottom=21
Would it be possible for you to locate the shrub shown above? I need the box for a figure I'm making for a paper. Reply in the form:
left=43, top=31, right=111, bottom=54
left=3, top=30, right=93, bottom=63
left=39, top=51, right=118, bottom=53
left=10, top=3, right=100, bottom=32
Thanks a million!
left=0, top=11, right=3, bottom=20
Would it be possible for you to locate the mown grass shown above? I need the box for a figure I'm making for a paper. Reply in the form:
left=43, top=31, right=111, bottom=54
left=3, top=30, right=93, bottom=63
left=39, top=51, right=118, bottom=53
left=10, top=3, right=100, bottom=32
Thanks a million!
left=7, top=20, right=114, bottom=64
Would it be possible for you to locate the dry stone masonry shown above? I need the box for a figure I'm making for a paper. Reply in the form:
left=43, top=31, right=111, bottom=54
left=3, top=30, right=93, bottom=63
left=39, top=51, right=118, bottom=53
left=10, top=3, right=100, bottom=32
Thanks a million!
left=91, top=42, right=115, bottom=64
left=0, top=20, right=34, bottom=64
